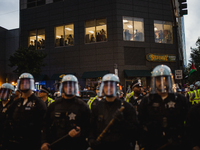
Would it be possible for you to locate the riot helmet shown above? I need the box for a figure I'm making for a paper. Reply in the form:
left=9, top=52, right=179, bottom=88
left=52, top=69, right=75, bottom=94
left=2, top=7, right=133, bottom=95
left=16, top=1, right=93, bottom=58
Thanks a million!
left=98, top=73, right=120, bottom=97
left=195, top=81, right=200, bottom=89
left=59, top=74, right=79, bottom=97
left=189, top=84, right=195, bottom=91
left=0, top=83, right=15, bottom=101
left=16, top=73, right=35, bottom=93
left=150, top=65, right=176, bottom=94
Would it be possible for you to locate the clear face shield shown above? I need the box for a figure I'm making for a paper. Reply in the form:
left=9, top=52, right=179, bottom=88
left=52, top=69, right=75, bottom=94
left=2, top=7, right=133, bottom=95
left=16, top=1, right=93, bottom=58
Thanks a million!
left=98, top=81, right=117, bottom=97
left=150, top=75, right=176, bottom=94
left=61, top=81, right=79, bottom=96
left=17, top=78, right=35, bottom=92
left=0, top=88, right=11, bottom=101
left=20, top=78, right=31, bottom=91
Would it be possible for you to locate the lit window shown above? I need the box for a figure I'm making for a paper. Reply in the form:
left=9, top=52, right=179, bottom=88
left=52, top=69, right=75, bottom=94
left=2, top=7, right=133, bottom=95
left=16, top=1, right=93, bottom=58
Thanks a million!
left=28, top=29, right=45, bottom=50
left=154, top=20, right=173, bottom=44
left=123, top=17, right=144, bottom=42
left=37, top=29, right=45, bottom=49
left=55, top=24, right=74, bottom=47
left=85, top=18, right=107, bottom=43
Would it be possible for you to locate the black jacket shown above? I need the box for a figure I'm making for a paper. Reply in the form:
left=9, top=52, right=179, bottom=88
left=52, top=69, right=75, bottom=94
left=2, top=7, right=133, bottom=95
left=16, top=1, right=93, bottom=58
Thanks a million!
left=0, top=99, right=14, bottom=145
left=185, top=103, right=200, bottom=148
left=41, top=96, right=91, bottom=150
left=89, top=98, right=138, bottom=150
left=138, top=93, right=189, bottom=150
left=6, top=93, right=47, bottom=150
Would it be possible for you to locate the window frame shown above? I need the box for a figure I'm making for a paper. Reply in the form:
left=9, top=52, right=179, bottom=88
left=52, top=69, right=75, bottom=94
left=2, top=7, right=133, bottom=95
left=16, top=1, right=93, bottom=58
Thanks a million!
left=28, top=28, right=45, bottom=50
left=84, top=18, right=107, bottom=44
left=154, top=20, right=173, bottom=44
left=54, top=23, right=74, bottom=47
left=122, top=16, right=145, bottom=42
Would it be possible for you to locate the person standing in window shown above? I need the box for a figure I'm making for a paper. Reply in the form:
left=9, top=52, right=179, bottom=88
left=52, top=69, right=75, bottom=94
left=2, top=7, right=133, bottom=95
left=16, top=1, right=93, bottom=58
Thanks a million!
left=60, top=35, right=64, bottom=46
left=159, top=30, right=164, bottom=43
left=67, top=34, right=74, bottom=45
left=91, top=34, right=95, bottom=42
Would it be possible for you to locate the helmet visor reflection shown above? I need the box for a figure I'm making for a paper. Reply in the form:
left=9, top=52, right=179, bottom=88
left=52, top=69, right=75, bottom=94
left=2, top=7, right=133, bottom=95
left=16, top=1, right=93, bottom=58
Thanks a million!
left=155, top=76, right=170, bottom=93
left=20, top=78, right=31, bottom=91
left=63, top=81, right=75, bottom=96
left=103, top=81, right=116, bottom=97
left=0, top=89, right=10, bottom=100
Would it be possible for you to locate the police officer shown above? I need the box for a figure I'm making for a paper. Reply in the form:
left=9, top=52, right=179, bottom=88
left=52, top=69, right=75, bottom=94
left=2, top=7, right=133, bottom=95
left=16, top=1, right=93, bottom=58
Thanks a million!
left=6, top=73, right=47, bottom=150
left=125, top=79, right=143, bottom=114
left=185, top=98, right=200, bottom=149
left=138, top=65, right=188, bottom=150
left=87, top=85, right=102, bottom=110
left=38, top=86, right=55, bottom=107
left=41, top=74, right=91, bottom=150
left=190, top=81, right=200, bottom=104
left=0, top=83, right=15, bottom=149
left=88, top=73, right=138, bottom=150
left=186, top=84, right=195, bottom=107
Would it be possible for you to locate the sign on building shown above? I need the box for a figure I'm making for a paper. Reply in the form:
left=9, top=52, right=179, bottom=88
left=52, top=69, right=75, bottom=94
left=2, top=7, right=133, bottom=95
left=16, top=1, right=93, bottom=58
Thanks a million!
left=175, top=70, right=183, bottom=80
left=146, top=53, right=176, bottom=62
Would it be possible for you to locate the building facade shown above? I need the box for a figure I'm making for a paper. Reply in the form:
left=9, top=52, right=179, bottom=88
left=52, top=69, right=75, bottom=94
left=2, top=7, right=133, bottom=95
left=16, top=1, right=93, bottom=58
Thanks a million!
left=0, top=27, right=19, bottom=85
left=19, top=0, right=182, bottom=90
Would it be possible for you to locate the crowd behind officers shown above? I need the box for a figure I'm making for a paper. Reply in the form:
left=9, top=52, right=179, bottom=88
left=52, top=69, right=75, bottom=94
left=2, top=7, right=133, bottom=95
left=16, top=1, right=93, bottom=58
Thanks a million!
left=1, top=64, right=200, bottom=149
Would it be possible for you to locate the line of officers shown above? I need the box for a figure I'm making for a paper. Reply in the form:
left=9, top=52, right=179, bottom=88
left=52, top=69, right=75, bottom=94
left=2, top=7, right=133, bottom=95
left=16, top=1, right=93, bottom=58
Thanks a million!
left=0, top=64, right=200, bottom=150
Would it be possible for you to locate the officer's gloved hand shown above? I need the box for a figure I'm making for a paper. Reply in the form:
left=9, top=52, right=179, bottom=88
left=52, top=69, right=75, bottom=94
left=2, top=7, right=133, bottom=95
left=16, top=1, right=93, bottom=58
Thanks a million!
left=89, top=139, right=101, bottom=149
left=114, top=110, right=124, bottom=122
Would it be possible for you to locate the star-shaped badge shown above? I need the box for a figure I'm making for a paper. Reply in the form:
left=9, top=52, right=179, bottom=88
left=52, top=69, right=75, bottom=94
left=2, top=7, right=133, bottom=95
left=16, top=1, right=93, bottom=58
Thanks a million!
left=166, top=101, right=176, bottom=108
left=68, top=112, right=76, bottom=120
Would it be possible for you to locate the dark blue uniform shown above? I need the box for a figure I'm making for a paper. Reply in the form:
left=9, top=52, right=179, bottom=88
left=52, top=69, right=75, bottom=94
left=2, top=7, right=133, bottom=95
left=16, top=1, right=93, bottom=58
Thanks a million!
left=138, top=93, right=188, bottom=150
left=6, top=93, right=47, bottom=150
left=0, top=99, right=13, bottom=149
left=185, top=103, right=200, bottom=149
left=41, top=96, right=91, bottom=150
left=89, top=98, right=138, bottom=150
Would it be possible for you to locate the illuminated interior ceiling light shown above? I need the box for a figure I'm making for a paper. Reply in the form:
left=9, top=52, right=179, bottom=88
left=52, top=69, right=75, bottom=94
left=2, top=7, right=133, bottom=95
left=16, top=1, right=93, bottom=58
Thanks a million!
left=123, top=20, right=128, bottom=23
left=127, top=25, right=133, bottom=28
left=65, top=28, right=72, bottom=31
left=89, top=31, right=94, bottom=34
left=154, top=27, right=158, bottom=31
left=56, top=36, right=61, bottom=38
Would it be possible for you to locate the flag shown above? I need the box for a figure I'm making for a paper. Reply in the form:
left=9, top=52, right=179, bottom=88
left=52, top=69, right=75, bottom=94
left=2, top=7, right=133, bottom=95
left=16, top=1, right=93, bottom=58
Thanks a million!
left=189, top=62, right=197, bottom=76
